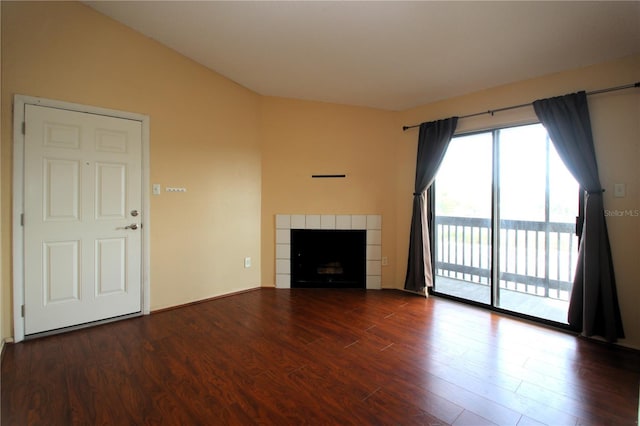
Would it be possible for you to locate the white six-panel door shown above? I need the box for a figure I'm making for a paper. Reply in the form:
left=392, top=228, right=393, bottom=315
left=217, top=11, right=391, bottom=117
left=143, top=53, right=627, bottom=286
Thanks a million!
left=23, top=104, right=142, bottom=335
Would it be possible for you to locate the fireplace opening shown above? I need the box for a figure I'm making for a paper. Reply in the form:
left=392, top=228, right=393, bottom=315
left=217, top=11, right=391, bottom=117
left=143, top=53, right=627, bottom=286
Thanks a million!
left=291, top=229, right=366, bottom=289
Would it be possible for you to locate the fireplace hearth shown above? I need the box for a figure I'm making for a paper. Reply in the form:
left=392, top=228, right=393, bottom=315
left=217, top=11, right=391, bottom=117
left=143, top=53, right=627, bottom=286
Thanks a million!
left=291, top=229, right=366, bottom=288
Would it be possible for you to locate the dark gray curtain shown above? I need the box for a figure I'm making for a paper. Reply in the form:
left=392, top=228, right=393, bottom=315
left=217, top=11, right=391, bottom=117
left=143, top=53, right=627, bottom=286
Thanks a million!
left=533, top=91, right=624, bottom=342
left=404, top=118, right=458, bottom=293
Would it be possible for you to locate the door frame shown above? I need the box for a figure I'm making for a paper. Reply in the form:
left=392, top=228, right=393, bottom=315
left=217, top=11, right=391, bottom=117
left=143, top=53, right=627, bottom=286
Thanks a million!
left=12, top=94, right=151, bottom=342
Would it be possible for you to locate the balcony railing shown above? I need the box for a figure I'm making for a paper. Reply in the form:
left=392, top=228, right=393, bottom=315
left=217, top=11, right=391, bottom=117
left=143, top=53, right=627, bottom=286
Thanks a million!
left=434, top=216, right=577, bottom=300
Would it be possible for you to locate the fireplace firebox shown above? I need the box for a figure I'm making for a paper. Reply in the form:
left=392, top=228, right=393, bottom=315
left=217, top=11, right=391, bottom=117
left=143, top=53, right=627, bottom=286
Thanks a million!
left=291, top=229, right=366, bottom=288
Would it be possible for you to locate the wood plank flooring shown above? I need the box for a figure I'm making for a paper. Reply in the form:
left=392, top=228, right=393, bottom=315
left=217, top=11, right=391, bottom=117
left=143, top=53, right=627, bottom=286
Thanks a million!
left=2, top=289, right=639, bottom=425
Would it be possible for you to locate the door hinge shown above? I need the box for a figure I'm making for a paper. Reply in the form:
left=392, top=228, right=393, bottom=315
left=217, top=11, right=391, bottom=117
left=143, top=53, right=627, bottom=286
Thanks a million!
left=21, top=213, right=24, bottom=227
left=22, top=122, right=26, bottom=135
left=21, top=305, right=25, bottom=318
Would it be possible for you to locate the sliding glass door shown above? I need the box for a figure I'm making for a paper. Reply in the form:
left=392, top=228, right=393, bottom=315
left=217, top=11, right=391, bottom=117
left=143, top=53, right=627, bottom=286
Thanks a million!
left=432, top=123, right=579, bottom=324
left=433, top=132, right=492, bottom=305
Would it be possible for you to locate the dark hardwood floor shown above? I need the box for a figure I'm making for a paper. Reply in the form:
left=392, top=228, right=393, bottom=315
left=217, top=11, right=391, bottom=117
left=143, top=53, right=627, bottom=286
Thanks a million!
left=2, top=289, right=639, bottom=425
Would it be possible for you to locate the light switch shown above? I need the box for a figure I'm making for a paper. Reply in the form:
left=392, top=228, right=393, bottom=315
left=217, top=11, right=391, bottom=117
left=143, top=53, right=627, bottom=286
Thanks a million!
left=152, top=184, right=161, bottom=195
left=614, top=183, right=626, bottom=198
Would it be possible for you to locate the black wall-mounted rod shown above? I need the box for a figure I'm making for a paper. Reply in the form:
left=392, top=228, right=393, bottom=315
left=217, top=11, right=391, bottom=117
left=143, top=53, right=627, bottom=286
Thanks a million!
left=312, top=174, right=347, bottom=178
left=402, top=81, right=640, bottom=131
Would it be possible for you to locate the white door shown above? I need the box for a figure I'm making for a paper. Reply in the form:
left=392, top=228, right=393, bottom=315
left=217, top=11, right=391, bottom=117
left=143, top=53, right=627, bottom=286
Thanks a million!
left=23, top=104, right=142, bottom=335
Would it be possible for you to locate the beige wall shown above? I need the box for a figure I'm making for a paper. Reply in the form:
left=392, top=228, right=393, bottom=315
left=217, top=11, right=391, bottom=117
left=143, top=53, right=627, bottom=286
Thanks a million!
left=1, top=1, right=262, bottom=338
left=2, top=1, right=638, bottom=350
left=396, top=55, right=640, bottom=349
left=0, top=0, right=3, bottom=349
left=260, top=97, right=398, bottom=288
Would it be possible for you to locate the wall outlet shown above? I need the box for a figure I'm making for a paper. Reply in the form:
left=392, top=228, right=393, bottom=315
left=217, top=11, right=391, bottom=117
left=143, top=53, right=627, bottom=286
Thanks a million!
left=244, top=257, right=251, bottom=268
left=382, top=256, right=388, bottom=266
left=614, top=183, right=626, bottom=198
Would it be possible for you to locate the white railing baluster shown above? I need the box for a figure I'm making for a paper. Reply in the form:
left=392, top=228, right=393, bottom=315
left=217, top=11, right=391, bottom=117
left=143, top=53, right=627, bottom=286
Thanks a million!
left=435, top=216, right=576, bottom=300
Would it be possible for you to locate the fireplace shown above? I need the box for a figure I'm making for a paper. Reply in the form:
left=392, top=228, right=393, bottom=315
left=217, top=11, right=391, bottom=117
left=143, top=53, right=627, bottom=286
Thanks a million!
left=291, top=229, right=366, bottom=288
left=274, top=214, right=382, bottom=290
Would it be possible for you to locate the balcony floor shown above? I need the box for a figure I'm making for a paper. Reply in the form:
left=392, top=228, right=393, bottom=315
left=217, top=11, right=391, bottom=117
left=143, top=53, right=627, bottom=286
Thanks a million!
left=434, top=275, right=570, bottom=324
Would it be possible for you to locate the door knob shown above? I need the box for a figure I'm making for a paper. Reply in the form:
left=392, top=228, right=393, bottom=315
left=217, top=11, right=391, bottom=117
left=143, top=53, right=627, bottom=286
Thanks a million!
left=124, top=224, right=138, bottom=230
left=131, top=210, right=139, bottom=217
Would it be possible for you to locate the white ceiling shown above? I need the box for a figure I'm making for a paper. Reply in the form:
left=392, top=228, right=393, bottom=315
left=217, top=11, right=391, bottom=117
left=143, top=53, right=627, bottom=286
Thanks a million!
left=85, top=1, right=640, bottom=111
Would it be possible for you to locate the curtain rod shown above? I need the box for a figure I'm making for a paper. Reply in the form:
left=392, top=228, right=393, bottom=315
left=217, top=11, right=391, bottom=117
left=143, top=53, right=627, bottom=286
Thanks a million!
left=402, top=81, right=640, bottom=131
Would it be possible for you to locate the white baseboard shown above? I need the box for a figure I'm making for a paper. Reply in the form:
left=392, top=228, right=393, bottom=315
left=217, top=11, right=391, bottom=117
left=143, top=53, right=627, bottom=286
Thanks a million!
left=2, top=337, right=15, bottom=351
left=0, top=337, right=11, bottom=361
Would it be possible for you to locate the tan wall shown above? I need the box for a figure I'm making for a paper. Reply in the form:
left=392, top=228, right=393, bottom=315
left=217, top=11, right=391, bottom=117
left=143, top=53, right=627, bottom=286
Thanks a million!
left=397, top=55, right=640, bottom=349
left=260, top=97, right=398, bottom=288
left=1, top=1, right=262, bottom=338
left=0, top=1, right=3, bottom=348
left=2, top=1, right=638, bottom=351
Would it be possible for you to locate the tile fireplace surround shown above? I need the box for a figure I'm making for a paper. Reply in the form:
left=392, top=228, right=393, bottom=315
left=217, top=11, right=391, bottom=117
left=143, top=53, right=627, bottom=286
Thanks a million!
left=275, top=214, right=382, bottom=289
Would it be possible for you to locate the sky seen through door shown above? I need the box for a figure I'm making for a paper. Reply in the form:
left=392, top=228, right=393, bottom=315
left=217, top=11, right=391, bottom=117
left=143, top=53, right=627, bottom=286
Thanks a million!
left=436, top=124, right=579, bottom=224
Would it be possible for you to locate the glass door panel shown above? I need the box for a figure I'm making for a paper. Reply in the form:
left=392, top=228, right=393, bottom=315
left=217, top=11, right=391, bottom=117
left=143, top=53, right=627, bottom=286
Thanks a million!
left=433, top=133, right=492, bottom=305
left=496, top=124, right=578, bottom=323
